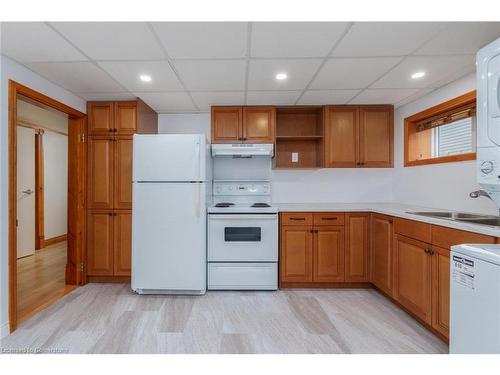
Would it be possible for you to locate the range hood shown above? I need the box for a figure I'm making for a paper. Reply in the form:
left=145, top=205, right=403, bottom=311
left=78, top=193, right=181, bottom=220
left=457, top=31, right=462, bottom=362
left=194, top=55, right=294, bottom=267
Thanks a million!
left=211, top=143, right=274, bottom=158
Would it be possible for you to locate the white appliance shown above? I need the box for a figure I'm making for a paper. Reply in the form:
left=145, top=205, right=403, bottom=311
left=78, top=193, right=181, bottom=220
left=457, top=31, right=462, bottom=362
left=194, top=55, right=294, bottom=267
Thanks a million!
left=476, top=36, right=500, bottom=207
left=131, top=134, right=211, bottom=295
left=450, top=244, right=500, bottom=353
left=207, top=181, right=278, bottom=290
left=211, top=143, right=274, bottom=157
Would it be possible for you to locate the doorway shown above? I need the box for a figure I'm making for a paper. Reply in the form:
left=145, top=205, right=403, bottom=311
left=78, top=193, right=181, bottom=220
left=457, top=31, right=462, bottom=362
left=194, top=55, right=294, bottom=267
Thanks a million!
left=16, top=98, right=74, bottom=323
left=8, top=81, right=87, bottom=332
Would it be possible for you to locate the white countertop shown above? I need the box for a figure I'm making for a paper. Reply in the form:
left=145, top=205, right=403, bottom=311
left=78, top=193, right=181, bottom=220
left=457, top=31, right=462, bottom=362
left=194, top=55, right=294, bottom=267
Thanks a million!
left=274, top=202, right=500, bottom=238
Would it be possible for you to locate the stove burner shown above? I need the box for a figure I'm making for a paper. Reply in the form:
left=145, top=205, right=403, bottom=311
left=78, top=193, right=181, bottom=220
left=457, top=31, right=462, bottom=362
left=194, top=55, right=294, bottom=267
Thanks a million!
left=251, top=203, right=271, bottom=208
left=215, top=202, right=235, bottom=208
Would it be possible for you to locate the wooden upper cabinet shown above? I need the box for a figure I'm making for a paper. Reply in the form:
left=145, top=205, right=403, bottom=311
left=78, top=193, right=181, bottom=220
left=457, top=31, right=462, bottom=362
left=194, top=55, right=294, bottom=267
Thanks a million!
left=115, top=102, right=137, bottom=135
left=371, top=214, right=393, bottom=296
left=114, top=211, right=132, bottom=276
left=359, top=106, right=393, bottom=167
left=242, top=107, right=275, bottom=143
left=88, top=102, right=114, bottom=135
left=211, top=107, right=243, bottom=143
left=87, top=211, right=114, bottom=276
left=280, top=225, right=313, bottom=283
left=114, top=137, right=133, bottom=210
left=88, top=137, right=114, bottom=210
left=324, top=106, right=358, bottom=167
left=345, top=213, right=370, bottom=282
left=393, top=234, right=433, bottom=324
left=431, top=245, right=450, bottom=339
left=313, top=226, right=345, bottom=282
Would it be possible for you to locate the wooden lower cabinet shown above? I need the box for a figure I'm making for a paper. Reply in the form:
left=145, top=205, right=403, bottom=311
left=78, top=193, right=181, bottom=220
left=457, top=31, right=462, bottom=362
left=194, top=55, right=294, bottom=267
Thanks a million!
left=370, top=214, right=393, bottom=295
left=431, top=245, right=450, bottom=339
left=114, top=211, right=132, bottom=276
left=393, top=234, right=433, bottom=325
left=280, top=225, right=313, bottom=282
left=87, top=210, right=131, bottom=277
left=87, top=211, right=114, bottom=276
left=313, top=226, right=345, bottom=282
left=345, top=213, right=370, bottom=282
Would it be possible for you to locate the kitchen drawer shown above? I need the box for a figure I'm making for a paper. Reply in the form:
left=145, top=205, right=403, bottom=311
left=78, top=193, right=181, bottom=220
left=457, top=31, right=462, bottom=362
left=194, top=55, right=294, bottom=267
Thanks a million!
left=313, top=212, right=345, bottom=226
left=208, top=262, right=278, bottom=290
left=394, top=217, right=431, bottom=243
left=281, top=212, right=313, bottom=226
left=431, top=225, right=495, bottom=249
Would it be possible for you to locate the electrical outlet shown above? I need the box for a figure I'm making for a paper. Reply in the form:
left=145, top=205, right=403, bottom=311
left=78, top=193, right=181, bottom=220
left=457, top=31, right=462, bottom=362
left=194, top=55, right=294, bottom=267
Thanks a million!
left=292, top=152, right=299, bottom=163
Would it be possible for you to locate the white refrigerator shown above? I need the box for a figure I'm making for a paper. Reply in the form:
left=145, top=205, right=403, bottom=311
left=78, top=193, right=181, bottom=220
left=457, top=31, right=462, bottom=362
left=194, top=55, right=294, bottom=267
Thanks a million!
left=131, top=134, right=210, bottom=295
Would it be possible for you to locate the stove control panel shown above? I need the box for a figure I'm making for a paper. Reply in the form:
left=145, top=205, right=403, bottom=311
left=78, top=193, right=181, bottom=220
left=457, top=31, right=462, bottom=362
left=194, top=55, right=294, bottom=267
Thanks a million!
left=213, top=181, right=271, bottom=196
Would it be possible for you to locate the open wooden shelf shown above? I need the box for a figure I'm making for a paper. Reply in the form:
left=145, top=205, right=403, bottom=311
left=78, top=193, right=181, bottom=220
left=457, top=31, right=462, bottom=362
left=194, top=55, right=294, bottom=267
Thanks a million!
left=274, top=106, right=324, bottom=169
left=276, top=135, right=323, bottom=141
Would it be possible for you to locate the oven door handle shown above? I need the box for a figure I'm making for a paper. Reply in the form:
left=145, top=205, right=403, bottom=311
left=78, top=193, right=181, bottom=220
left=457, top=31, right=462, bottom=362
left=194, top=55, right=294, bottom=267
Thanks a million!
left=208, top=214, right=277, bottom=220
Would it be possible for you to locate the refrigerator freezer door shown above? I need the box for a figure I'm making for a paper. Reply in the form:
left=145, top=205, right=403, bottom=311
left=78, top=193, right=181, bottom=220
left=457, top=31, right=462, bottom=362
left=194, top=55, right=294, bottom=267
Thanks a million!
left=132, top=182, right=206, bottom=293
left=133, top=134, right=206, bottom=182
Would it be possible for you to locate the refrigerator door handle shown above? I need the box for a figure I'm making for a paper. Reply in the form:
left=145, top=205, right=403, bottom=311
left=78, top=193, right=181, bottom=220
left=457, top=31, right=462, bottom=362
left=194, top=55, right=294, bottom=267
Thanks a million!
left=196, top=140, right=201, bottom=181
left=195, top=182, right=201, bottom=219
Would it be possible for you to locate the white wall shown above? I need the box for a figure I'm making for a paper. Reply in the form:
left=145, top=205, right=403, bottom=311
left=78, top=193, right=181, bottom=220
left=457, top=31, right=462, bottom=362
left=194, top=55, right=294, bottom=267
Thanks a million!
left=0, top=55, right=85, bottom=337
left=43, top=132, right=68, bottom=239
left=394, top=73, right=498, bottom=215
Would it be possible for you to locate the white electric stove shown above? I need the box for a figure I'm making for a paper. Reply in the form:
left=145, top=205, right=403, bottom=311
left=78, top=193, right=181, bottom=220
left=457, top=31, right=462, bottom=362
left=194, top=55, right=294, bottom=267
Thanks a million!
left=207, top=181, right=278, bottom=290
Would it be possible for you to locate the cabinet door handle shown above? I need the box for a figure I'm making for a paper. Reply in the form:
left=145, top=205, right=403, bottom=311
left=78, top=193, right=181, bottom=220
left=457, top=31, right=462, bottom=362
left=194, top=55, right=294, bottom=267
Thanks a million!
left=290, top=217, right=305, bottom=221
left=322, top=217, right=337, bottom=221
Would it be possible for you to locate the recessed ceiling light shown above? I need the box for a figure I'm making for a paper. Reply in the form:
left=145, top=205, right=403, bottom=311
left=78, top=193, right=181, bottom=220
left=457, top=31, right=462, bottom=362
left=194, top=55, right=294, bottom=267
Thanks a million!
left=275, top=73, right=288, bottom=81
left=411, top=71, right=426, bottom=79
left=140, top=74, right=152, bottom=82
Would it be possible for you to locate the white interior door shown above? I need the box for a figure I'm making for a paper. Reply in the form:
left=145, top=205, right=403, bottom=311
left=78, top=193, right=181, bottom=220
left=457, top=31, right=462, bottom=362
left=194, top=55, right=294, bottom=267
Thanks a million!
left=17, top=126, right=36, bottom=258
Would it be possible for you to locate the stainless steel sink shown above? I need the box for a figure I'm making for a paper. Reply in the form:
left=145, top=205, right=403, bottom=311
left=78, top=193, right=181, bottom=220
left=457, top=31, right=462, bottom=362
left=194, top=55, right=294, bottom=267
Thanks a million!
left=456, top=217, right=500, bottom=226
left=407, top=211, right=500, bottom=227
left=408, top=211, right=453, bottom=218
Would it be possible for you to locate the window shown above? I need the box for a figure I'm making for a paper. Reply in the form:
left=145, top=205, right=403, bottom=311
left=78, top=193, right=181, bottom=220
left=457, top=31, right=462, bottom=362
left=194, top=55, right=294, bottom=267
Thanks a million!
left=404, top=91, right=476, bottom=167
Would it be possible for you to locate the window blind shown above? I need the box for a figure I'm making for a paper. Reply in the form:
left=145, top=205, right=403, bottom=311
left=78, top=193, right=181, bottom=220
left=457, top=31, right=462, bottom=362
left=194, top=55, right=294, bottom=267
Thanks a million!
left=435, top=117, right=473, bottom=157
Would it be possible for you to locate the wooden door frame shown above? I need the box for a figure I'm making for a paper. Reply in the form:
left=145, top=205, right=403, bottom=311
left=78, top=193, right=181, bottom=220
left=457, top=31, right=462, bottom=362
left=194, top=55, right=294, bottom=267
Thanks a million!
left=34, top=130, right=44, bottom=249
left=8, top=80, right=87, bottom=332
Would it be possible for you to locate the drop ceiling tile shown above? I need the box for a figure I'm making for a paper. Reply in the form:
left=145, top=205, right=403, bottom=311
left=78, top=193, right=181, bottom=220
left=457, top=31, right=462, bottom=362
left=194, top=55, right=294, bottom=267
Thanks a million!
left=246, top=91, right=301, bottom=105
left=371, top=55, right=475, bottom=89
left=98, top=61, right=183, bottom=92
left=151, top=22, right=248, bottom=59
left=0, top=22, right=86, bottom=62
left=50, top=22, right=164, bottom=60
left=134, top=92, right=196, bottom=113
left=173, top=60, right=246, bottom=90
left=248, top=59, right=322, bottom=91
left=332, top=22, right=446, bottom=57
left=190, top=91, right=244, bottom=111
left=26, top=62, right=125, bottom=93
left=251, top=22, right=349, bottom=58
left=309, top=57, right=401, bottom=90
left=78, top=92, right=138, bottom=101
left=348, top=89, right=420, bottom=105
left=298, top=90, right=360, bottom=105
left=394, top=89, right=434, bottom=108
left=415, top=22, right=500, bottom=55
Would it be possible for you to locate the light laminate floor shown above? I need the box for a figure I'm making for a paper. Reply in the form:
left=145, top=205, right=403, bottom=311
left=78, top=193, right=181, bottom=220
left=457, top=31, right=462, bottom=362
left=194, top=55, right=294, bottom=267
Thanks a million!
left=1, top=284, right=448, bottom=354
left=17, top=241, right=76, bottom=325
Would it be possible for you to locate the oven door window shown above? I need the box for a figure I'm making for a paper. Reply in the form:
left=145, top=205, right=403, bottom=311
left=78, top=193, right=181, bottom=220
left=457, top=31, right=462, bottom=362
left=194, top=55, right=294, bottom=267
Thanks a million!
left=224, top=227, right=261, bottom=242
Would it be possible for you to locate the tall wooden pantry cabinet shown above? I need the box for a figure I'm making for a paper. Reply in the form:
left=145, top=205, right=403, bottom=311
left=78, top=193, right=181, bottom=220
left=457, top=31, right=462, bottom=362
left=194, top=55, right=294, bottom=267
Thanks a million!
left=86, top=100, right=157, bottom=281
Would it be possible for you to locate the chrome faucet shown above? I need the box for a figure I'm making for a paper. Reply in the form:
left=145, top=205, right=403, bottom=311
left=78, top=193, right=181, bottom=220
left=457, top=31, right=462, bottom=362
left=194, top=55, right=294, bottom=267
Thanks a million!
left=470, top=190, right=500, bottom=216
left=469, top=190, right=492, bottom=200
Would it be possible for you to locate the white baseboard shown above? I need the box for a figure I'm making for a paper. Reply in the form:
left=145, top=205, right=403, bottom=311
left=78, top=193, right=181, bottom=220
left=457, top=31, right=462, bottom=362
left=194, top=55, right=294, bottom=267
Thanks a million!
left=0, top=321, right=10, bottom=339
